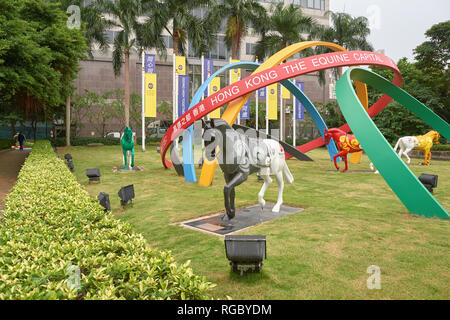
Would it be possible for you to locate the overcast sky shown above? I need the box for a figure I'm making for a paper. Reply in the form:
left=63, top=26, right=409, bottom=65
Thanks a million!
left=329, top=0, right=450, bottom=63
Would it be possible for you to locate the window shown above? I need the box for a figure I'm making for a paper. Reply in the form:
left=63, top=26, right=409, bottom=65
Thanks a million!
left=104, top=30, right=120, bottom=44
left=246, top=43, right=257, bottom=56
left=162, top=35, right=173, bottom=49
left=188, top=35, right=229, bottom=60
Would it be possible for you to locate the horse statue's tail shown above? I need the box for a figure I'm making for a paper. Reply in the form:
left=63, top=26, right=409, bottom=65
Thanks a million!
left=283, top=162, right=294, bottom=184
left=393, top=138, right=401, bottom=153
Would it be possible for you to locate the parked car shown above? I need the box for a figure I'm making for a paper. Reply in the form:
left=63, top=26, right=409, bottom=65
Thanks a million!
left=105, top=132, right=121, bottom=139
left=148, top=128, right=166, bottom=138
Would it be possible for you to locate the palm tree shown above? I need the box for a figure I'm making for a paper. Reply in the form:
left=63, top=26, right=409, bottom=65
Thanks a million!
left=207, top=0, right=267, bottom=60
left=253, top=3, right=318, bottom=141
left=96, top=0, right=168, bottom=128
left=160, top=0, right=214, bottom=57
left=317, top=11, right=373, bottom=78
left=254, top=3, right=318, bottom=60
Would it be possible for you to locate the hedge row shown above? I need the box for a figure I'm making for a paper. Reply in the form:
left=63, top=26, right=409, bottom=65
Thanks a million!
left=51, top=137, right=161, bottom=147
left=0, top=140, right=215, bottom=299
left=0, top=139, right=15, bottom=150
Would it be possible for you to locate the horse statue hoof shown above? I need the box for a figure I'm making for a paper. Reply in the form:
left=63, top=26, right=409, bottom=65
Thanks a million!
left=272, top=204, right=281, bottom=213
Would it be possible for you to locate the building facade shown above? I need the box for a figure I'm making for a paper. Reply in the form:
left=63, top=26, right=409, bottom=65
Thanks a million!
left=73, top=0, right=333, bottom=138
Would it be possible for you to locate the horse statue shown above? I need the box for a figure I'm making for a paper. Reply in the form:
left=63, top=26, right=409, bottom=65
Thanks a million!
left=323, top=128, right=365, bottom=173
left=121, top=126, right=135, bottom=170
left=203, top=119, right=294, bottom=221
left=393, top=130, right=440, bottom=166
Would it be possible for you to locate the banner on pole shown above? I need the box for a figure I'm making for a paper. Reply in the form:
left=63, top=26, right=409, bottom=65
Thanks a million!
left=268, top=83, right=278, bottom=120
left=295, top=81, right=305, bottom=121
left=240, top=99, right=250, bottom=120
left=175, top=56, right=186, bottom=75
left=282, top=85, right=291, bottom=100
left=258, top=87, right=266, bottom=99
left=209, top=77, right=221, bottom=118
left=231, top=59, right=241, bottom=84
left=144, top=54, right=155, bottom=74
left=204, top=58, right=214, bottom=96
left=178, top=75, right=189, bottom=118
left=145, top=73, right=157, bottom=118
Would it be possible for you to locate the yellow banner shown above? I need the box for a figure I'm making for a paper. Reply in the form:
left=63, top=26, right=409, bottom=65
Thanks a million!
left=145, top=73, right=157, bottom=118
left=282, top=86, right=291, bottom=100
left=209, top=77, right=221, bottom=118
left=175, top=56, right=186, bottom=75
left=231, top=59, right=241, bottom=83
left=268, top=83, right=278, bottom=120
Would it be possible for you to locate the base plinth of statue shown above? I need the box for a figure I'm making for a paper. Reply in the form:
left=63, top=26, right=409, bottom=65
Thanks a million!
left=113, top=166, right=143, bottom=173
left=180, top=203, right=304, bottom=236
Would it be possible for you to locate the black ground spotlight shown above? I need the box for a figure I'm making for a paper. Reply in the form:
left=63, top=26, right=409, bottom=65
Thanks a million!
left=418, top=174, right=438, bottom=193
left=224, top=235, right=266, bottom=276
left=86, top=168, right=101, bottom=183
left=118, top=184, right=135, bottom=207
left=67, top=159, right=74, bottom=172
left=98, top=192, right=111, bottom=212
left=64, top=154, right=72, bottom=161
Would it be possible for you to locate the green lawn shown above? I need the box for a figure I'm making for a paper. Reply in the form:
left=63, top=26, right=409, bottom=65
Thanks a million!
left=57, top=144, right=449, bottom=300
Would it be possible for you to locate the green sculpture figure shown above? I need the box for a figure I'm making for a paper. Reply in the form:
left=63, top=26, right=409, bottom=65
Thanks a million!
left=121, top=126, right=135, bottom=170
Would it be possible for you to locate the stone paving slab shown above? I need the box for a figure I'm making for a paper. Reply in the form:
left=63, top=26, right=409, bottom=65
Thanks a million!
left=181, top=203, right=304, bottom=236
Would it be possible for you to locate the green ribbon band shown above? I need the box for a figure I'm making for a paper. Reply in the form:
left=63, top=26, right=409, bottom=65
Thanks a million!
left=336, top=67, right=449, bottom=220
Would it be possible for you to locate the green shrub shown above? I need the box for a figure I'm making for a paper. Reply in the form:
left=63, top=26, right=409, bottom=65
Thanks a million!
left=0, top=139, right=15, bottom=150
left=0, top=141, right=215, bottom=299
left=51, top=137, right=161, bottom=147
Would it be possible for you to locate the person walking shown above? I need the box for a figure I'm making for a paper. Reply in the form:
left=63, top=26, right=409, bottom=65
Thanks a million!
left=17, top=132, right=26, bottom=151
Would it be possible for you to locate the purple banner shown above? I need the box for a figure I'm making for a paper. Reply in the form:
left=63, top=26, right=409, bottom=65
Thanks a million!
left=240, top=99, right=250, bottom=120
left=295, top=82, right=305, bottom=121
left=178, top=75, right=190, bottom=118
left=258, top=87, right=266, bottom=99
left=204, top=58, right=214, bottom=96
left=144, top=54, right=155, bottom=74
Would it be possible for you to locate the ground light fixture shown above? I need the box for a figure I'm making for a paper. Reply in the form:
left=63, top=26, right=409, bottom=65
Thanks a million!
left=118, top=184, right=135, bottom=207
left=64, top=154, right=74, bottom=172
left=98, top=192, right=111, bottom=212
left=224, top=235, right=266, bottom=276
left=418, top=174, right=438, bottom=193
left=86, top=168, right=101, bottom=183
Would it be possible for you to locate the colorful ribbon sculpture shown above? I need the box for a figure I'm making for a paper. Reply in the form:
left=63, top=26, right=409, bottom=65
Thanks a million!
left=336, top=67, right=449, bottom=219
left=180, top=61, right=338, bottom=183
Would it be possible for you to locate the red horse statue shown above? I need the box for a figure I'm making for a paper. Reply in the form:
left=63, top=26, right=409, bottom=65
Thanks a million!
left=323, top=128, right=362, bottom=173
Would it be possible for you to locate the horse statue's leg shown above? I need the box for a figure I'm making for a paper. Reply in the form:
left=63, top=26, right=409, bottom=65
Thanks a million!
left=123, top=149, right=128, bottom=170
left=423, top=149, right=431, bottom=166
left=131, top=147, right=135, bottom=168
left=341, top=153, right=349, bottom=173
left=258, top=171, right=272, bottom=210
left=272, top=171, right=284, bottom=213
left=223, top=172, right=248, bottom=221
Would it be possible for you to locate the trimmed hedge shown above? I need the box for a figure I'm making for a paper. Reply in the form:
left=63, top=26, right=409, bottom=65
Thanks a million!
left=0, top=139, right=15, bottom=150
left=51, top=137, right=161, bottom=147
left=0, top=140, right=215, bottom=299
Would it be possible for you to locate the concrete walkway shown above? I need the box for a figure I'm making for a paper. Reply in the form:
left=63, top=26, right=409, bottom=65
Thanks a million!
left=0, top=148, right=31, bottom=212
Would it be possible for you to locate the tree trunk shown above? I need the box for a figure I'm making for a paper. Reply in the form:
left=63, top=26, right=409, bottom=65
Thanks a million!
left=173, top=30, right=179, bottom=56
left=66, top=72, right=71, bottom=146
left=124, top=50, right=130, bottom=128
left=231, top=18, right=241, bottom=59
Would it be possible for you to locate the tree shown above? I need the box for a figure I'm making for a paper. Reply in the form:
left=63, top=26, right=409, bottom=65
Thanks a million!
left=413, top=20, right=449, bottom=122
left=0, top=0, right=87, bottom=140
left=159, top=0, right=213, bottom=57
left=207, top=0, right=267, bottom=59
left=253, top=3, right=317, bottom=140
left=254, top=3, right=317, bottom=60
left=51, top=0, right=109, bottom=146
left=317, top=11, right=373, bottom=78
left=96, top=0, right=168, bottom=128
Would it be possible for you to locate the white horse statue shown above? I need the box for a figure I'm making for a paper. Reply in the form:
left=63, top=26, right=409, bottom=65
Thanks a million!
left=203, top=119, right=294, bottom=221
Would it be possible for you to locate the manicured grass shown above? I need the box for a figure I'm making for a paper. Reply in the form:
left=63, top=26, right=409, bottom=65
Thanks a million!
left=57, top=144, right=449, bottom=299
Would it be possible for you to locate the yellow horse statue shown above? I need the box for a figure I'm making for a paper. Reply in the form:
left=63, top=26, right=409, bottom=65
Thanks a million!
left=393, top=130, right=441, bottom=166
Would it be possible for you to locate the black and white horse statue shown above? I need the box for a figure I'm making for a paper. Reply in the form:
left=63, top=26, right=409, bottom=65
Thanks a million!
left=203, top=119, right=294, bottom=221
